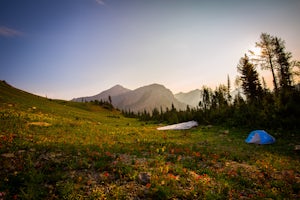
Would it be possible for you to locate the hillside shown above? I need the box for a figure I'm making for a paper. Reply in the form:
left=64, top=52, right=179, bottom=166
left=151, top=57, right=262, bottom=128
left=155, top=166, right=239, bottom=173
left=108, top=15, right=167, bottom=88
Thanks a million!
left=0, top=81, right=126, bottom=124
left=0, top=80, right=299, bottom=199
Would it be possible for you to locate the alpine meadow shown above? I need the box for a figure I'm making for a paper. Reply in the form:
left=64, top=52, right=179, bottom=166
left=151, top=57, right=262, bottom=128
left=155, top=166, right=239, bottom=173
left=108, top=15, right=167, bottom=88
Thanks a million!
left=1, top=0, right=300, bottom=199
left=1, top=33, right=300, bottom=199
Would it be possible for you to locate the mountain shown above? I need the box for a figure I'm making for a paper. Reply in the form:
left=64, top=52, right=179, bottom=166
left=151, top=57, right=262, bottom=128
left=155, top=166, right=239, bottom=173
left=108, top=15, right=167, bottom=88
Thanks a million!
left=73, top=83, right=187, bottom=113
left=175, top=89, right=201, bottom=108
left=72, top=84, right=131, bottom=103
left=113, top=84, right=187, bottom=112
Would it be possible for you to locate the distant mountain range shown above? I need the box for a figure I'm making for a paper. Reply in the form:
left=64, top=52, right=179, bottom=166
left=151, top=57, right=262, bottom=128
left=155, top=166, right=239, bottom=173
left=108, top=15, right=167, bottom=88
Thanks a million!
left=175, top=89, right=201, bottom=108
left=72, top=83, right=199, bottom=113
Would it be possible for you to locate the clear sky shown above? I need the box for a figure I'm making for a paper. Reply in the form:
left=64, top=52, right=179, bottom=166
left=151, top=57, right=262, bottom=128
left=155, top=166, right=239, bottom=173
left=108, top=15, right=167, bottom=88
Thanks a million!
left=1, top=0, right=299, bottom=100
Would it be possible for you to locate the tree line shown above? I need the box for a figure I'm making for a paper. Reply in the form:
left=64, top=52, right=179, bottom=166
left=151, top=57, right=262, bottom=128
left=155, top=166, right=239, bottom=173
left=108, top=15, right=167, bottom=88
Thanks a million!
left=122, top=33, right=300, bottom=130
left=91, top=96, right=114, bottom=110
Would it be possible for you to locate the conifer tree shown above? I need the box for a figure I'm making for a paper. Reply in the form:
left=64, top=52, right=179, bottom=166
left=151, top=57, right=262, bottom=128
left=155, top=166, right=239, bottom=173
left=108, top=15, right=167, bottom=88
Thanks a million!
left=200, top=86, right=212, bottom=111
left=274, top=37, right=292, bottom=89
left=227, top=75, right=232, bottom=103
left=237, top=54, right=263, bottom=102
left=108, top=95, right=112, bottom=105
left=256, top=33, right=278, bottom=91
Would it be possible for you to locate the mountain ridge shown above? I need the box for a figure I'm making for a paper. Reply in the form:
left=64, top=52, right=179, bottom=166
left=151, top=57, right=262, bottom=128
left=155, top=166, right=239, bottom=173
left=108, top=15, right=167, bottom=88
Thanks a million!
left=72, top=84, right=131, bottom=103
left=73, top=83, right=188, bottom=112
left=175, top=89, right=201, bottom=108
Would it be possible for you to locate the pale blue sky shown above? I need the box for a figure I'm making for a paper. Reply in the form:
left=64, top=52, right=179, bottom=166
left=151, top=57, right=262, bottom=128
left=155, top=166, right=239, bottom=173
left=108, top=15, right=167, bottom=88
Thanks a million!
left=1, top=0, right=299, bottom=99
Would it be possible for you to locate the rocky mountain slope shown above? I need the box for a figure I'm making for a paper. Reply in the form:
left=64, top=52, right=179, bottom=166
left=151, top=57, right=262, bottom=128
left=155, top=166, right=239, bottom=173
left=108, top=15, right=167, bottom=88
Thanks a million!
left=73, top=83, right=187, bottom=112
left=175, top=89, right=201, bottom=108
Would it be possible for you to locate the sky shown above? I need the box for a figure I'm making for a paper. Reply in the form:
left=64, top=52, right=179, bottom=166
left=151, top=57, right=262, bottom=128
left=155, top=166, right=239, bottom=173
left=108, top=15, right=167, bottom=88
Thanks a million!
left=0, top=0, right=299, bottom=100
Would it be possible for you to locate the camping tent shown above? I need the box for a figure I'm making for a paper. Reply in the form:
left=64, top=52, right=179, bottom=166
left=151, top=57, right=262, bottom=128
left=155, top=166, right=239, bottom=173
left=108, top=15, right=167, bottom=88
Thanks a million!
left=245, top=130, right=275, bottom=144
left=157, top=121, right=198, bottom=130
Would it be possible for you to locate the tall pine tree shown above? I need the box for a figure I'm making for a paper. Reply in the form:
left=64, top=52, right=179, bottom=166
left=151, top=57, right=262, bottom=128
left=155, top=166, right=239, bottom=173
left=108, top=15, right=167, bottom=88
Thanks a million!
left=274, top=37, right=293, bottom=89
left=237, top=54, right=263, bottom=102
left=256, top=33, right=278, bottom=91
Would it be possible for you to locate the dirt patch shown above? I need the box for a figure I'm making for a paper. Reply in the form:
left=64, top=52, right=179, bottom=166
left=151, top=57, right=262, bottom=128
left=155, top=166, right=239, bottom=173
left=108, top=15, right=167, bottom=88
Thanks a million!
left=27, top=122, right=51, bottom=127
left=225, top=161, right=260, bottom=173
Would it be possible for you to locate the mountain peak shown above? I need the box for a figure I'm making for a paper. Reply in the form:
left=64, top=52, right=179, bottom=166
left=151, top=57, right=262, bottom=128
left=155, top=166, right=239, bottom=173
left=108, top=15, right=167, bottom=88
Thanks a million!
left=108, top=84, right=130, bottom=93
left=72, top=84, right=131, bottom=102
left=113, top=83, right=186, bottom=112
left=72, top=83, right=187, bottom=112
left=111, top=84, right=125, bottom=89
left=139, top=83, right=171, bottom=93
left=148, top=83, right=165, bottom=87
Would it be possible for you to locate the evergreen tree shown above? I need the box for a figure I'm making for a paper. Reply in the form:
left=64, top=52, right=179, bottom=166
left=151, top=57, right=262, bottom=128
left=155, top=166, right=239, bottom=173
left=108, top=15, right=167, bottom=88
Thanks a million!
left=200, top=86, right=211, bottom=111
left=256, top=33, right=278, bottom=91
left=152, top=107, right=160, bottom=121
left=108, top=95, right=112, bottom=105
left=274, top=37, right=293, bottom=89
left=227, top=75, right=232, bottom=103
left=171, top=103, right=176, bottom=111
left=237, top=54, right=263, bottom=102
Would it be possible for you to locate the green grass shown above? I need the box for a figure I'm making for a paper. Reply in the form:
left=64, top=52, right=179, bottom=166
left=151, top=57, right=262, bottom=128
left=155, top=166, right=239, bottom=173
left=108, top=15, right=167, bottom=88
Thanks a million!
left=1, top=80, right=299, bottom=199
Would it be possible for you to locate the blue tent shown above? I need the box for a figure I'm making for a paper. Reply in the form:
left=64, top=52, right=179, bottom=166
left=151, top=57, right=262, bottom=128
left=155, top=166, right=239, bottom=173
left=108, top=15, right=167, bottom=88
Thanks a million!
left=245, top=130, right=275, bottom=144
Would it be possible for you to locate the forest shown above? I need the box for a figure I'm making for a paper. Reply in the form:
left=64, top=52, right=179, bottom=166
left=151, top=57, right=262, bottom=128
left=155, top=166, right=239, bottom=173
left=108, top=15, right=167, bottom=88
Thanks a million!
left=122, top=33, right=300, bottom=131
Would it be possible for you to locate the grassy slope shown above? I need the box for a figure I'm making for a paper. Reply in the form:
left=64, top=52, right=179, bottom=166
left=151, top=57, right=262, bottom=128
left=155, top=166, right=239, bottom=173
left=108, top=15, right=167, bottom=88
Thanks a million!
left=0, top=80, right=299, bottom=199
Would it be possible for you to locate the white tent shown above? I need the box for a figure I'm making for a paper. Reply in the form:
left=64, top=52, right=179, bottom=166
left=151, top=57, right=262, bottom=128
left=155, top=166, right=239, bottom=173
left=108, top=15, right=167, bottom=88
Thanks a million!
left=157, top=121, right=198, bottom=130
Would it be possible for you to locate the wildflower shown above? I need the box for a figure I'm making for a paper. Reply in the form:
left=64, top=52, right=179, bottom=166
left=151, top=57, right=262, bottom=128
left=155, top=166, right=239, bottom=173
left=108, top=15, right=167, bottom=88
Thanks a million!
left=194, top=151, right=201, bottom=157
left=104, top=172, right=109, bottom=177
left=105, top=151, right=112, bottom=157
left=168, top=173, right=180, bottom=180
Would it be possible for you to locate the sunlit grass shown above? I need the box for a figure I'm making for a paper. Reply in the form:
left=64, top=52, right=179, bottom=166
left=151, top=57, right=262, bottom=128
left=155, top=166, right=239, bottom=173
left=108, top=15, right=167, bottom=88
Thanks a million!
left=0, top=81, right=299, bottom=199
